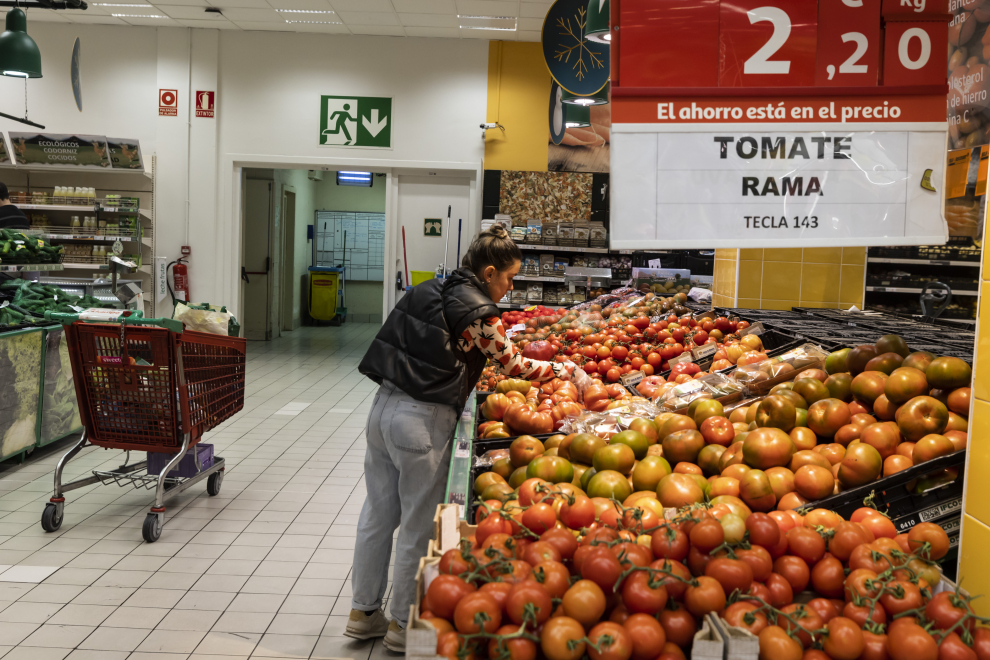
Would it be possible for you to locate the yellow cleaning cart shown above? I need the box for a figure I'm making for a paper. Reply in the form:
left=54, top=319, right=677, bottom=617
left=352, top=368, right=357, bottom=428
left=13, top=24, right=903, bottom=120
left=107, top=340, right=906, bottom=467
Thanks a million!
left=308, top=266, right=345, bottom=324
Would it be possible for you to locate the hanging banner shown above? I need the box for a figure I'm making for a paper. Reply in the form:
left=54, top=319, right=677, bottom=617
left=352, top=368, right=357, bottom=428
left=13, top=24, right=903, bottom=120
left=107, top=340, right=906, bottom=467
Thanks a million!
left=610, top=0, right=950, bottom=248
left=8, top=133, right=111, bottom=169
left=106, top=138, right=144, bottom=171
left=0, top=135, right=8, bottom=165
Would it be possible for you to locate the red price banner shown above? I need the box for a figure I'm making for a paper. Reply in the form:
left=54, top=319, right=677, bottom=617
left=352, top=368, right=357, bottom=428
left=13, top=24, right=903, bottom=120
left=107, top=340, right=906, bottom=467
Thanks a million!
left=718, top=0, right=819, bottom=87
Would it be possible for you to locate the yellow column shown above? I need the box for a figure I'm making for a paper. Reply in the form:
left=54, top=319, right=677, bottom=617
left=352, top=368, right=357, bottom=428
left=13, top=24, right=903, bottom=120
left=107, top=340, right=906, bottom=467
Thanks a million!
left=712, top=249, right=738, bottom=308
left=959, top=246, right=990, bottom=615
left=712, top=248, right=866, bottom=310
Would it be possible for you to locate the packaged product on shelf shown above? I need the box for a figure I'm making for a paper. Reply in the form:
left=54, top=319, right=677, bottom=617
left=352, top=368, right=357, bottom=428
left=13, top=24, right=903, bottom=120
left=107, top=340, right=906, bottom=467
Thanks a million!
left=558, top=222, right=574, bottom=245
left=653, top=373, right=744, bottom=411
left=510, top=225, right=526, bottom=243
left=520, top=254, right=539, bottom=276
left=589, top=222, right=607, bottom=247
left=554, top=256, right=568, bottom=275
left=494, top=213, right=512, bottom=226
left=571, top=285, right=586, bottom=301
left=543, top=284, right=558, bottom=304
left=571, top=254, right=586, bottom=268
left=539, top=254, right=554, bottom=277
left=526, top=282, right=543, bottom=302
left=541, top=222, right=557, bottom=245
left=510, top=289, right=526, bottom=304
left=525, top=219, right=542, bottom=244
left=573, top=225, right=590, bottom=247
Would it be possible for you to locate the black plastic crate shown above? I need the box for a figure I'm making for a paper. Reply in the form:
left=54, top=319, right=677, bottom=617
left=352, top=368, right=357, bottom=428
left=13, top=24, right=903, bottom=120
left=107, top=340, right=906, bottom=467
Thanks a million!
left=804, top=450, right=965, bottom=521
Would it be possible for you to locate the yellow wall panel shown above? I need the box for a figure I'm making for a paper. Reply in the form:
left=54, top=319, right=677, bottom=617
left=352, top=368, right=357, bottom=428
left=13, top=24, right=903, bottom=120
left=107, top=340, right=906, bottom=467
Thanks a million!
left=803, top=248, right=842, bottom=264
left=839, top=265, right=865, bottom=304
left=801, top=263, right=841, bottom=303
left=842, top=247, right=867, bottom=265
left=737, top=297, right=761, bottom=308
left=761, top=299, right=801, bottom=311
left=484, top=42, right=550, bottom=172
left=799, top=301, right=839, bottom=309
left=715, top=249, right=737, bottom=259
left=960, top=514, right=990, bottom=618
left=764, top=248, right=803, bottom=262
left=977, top=294, right=990, bottom=402
left=740, top=249, right=764, bottom=261
left=762, top=262, right=802, bottom=301
left=738, top=261, right=762, bottom=299
left=965, top=399, right=990, bottom=527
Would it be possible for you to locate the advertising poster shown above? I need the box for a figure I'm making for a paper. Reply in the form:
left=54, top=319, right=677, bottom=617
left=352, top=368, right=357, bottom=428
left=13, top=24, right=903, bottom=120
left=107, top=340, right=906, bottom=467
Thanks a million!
left=0, top=330, right=42, bottom=459
left=549, top=102, right=610, bottom=173
left=0, top=134, right=8, bottom=165
left=41, top=328, right=82, bottom=445
left=8, top=133, right=111, bottom=168
left=106, top=138, right=144, bottom=171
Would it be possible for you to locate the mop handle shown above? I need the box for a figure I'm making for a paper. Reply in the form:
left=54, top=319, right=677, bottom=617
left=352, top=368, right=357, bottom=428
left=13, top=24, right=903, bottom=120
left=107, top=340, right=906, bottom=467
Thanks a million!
left=402, top=226, right=410, bottom=287
left=456, top=218, right=462, bottom=270
left=442, top=205, right=451, bottom=277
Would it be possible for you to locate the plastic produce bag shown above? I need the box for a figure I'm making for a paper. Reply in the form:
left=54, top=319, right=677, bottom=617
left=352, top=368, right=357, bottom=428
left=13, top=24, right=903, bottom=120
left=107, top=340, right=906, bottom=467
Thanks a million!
left=560, top=399, right=660, bottom=438
left=173, top=302, right=230, bottom=336
left=730, top=343, right=828, bottom=389
left=654, top=373, right=743, bottom=412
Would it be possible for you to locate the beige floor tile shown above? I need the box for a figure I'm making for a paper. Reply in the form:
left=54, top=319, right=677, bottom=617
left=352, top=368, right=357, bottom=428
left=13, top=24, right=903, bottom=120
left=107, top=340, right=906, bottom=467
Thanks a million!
left=158, top=610, right=222, bottom=632
left=20, top=624, right=94, bottom=648
left=46, top=604, right=116, bottom=627
left=0, top=602, right=62, bottom=624
left=251, top=633, right=317, bottom=659
left=100, top=606, right=169, bottom=629
left=1, top=647, right=70, bottom=660
left=136, top=629, right=207, bottom=654
left=194, top=631, right=261, bottom=656
left=77, top=626, right=151, bottom=652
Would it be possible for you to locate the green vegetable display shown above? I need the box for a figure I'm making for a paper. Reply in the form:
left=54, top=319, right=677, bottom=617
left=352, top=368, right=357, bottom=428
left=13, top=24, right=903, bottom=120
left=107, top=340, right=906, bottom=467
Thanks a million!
left=0, top=230, right=63, bottom=264
left=0, top=280, right=109, bottom=327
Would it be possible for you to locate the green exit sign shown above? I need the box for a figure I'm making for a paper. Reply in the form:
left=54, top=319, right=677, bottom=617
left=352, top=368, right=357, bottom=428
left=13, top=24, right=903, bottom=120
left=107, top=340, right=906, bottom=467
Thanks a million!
left=320, top=95, right=392, bottom=149
left=425, top=219, right=442, bottom=237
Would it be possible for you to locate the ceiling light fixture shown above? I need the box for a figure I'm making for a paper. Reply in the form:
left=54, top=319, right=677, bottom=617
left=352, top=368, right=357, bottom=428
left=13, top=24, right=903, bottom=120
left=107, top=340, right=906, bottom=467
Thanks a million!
left=284, top=19, right=342, bottom=23
left=456, top=15, right=514, bottom=19
left=112, top=13, right=168, bottom=17
left=585, top=0, right=609, bottom=44
left=276, top=9, right=335, bottom=13
left=564, top=103, right=591, bottom=128
left=0, top=8, right=42, bottom=79
left=460, top=25, right=515, bottom=30
left=561, top=81, right=609, bottom=106
left=94, top=4, right=153, bottom=7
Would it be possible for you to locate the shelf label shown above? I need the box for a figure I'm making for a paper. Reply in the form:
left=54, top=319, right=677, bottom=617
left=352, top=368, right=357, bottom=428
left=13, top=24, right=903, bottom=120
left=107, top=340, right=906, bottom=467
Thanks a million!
left=873, top=286, right=887, bottom=292
left=931, top=260, right=950, bottom=266
left=620, top=371, right=645, bottom=387
left=692, top=343, right=719, bottom=360
left=669, top=352, right=694, bottom=366
left=739, top=321, right=766, bottom=336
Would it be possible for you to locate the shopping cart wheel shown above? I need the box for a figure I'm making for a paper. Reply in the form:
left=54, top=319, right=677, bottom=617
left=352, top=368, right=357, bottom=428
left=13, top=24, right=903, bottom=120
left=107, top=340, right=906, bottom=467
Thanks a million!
left=142, top=513, right=162, bottom=543
left=207, top=471, right=223, bottom=497
left=41, top=503, right=63, bottom=532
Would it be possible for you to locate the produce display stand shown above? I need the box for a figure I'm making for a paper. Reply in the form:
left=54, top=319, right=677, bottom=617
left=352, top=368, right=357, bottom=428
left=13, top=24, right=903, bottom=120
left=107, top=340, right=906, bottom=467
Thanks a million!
left=40, top=311, right=245, bottom=543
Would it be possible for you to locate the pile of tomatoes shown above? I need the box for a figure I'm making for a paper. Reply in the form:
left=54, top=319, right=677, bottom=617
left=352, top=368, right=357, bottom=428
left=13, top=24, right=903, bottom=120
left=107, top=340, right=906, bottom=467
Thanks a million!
left=423, top=483, right=974, bottom=660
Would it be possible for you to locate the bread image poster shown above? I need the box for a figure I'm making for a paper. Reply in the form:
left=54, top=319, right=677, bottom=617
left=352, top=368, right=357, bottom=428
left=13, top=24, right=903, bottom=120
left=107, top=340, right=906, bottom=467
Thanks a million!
left=549, top=103, right=610, bottom=173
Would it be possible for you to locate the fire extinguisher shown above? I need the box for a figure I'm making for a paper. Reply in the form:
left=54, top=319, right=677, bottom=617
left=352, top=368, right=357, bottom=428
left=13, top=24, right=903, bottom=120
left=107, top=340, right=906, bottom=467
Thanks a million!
left=167, top=246, right=192, bottom=304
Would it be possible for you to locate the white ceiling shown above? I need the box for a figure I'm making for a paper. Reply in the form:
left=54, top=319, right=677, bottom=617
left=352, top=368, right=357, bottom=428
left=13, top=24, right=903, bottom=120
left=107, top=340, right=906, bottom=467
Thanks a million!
left=26, top=0, right=553, bottom=40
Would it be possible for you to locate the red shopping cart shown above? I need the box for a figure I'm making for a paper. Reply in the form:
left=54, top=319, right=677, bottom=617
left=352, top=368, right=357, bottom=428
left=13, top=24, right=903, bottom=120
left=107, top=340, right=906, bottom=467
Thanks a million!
left=41, top=310, right=246, bottom=542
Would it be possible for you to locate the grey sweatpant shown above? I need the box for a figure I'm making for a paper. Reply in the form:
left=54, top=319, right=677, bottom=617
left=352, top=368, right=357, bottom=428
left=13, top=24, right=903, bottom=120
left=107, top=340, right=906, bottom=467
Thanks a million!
left=350, top=380, right=459, bottom=627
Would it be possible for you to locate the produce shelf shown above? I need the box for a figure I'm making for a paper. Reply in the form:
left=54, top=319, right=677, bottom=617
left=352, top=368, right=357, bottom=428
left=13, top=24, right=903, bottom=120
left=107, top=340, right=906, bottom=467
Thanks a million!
left=865, top=286, right=979, bottom=295
left=868, top=257, right=980, bottom=267
left=0, top=264, right=64, bottom=272
left=515, top=243, right=609, bottom=254
left=18, top=203, right=151, bottom=220
left=37, top=233, right=139, bottom=242
left=512, top=275, right=565, bottom=283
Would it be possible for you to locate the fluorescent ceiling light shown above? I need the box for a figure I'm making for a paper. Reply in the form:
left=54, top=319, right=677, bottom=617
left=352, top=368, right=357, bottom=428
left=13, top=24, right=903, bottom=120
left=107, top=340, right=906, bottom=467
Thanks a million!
left=285, top=19, right=342, bottom=23
left=112, top=13, right=167, bottom=17
left=460, top=25, right=515, bottom=30
left=457, top=15, right=514, bottom=19
left=458, top=14, right=516, bottom=30
left=2, top=71, right=29, bottom=77
left=337, top=171, right=372, bottom=187
left=276, top=9, right=335, bottom=13
left=93, top=4, right=152, bottom=6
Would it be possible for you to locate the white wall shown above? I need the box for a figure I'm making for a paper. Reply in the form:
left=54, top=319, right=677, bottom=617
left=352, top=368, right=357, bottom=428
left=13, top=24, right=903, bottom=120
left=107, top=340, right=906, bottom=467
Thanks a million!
left=0, top=24, right=489, bottom=321
left=397, top=175, right=476, bottom=277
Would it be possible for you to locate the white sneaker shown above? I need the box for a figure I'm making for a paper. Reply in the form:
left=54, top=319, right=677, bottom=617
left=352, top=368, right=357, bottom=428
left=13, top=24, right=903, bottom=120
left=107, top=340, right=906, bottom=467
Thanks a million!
left=345, top=609, right=390, bottom=640
left=382, top=620, right=406, bottom=652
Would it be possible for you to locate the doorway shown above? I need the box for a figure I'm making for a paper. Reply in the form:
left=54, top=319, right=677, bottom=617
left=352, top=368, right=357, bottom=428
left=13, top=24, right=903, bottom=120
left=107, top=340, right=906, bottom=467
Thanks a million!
left=242, top=178, right=273, bottom=341
left=281, top=190, right=296, bottom=333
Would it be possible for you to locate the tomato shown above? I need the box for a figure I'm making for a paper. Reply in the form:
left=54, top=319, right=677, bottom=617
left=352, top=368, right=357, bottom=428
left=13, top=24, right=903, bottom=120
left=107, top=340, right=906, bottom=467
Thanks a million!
left=885, top=622, right=938, bottom=660
left=522, top=541, right=561, bottom=567
left=805, top=554, right=844, bottom=599
left=613, top=541, right=653, bottom=568
left=562, top=579, right=606, bottom=627
left=426, top=575, right=477, bottom=619
left=541, top=527, right=579, bottom=561
left=479, top=581, right=512, bottom=610
left=842, top=600, right=886, bottom=628
left=746, top=512, right=781, bottom=549
left=689, top=518, right=725, bottom=553
left=925, top=591, right=974, bottom=632
left=505, top=580, right=553, bottom=625
left=723, top=601, right=768, bottom=635
left=938, top=632, right=978, bottom=660
left=651, top=524, right=689, bottom=561
left=705, top=557, right=754, bottom=595
left=624, top=613, right=667, bottom=660
left=488, top=625, right=537, bottom=660
left=806, top=597, right=840, bottom=624
left=826, top=521, right=872, bottom=562
left=620, top=569, right=669, bottom=615
left=659, top=606, right=697, bottom=649
left=822, top=617, right=864, bottom=660
left=777, top=603, right=823, bottom=648
left=748, top=581, right=772, bottom=603
left=541, top=616, right=587, bottom=660
left=476, top=513, right=513, bottom=546
left=453, top=591, right=501, bottom=634
left=757, top=626, right=803, bottom=660
left=907, top=522, right=951, bottom=560
left=439, top=548, right=473, bottom=576
left=437, top=631, right=475, bottom=660
left=773, top=556, right=810, bottom=593
left=581, top=546, right=624, bottom=592
left=879, top=580, right=924, bottom=617
left=684, top=576, right=726, bottom=618
left=785, top=527, right=826, bottom=565
left=844, top=568, right=880, bottom=602
left=522, top=502, right=557, bottom=535
left=736, top=546, right=773, bottom=582
left=587, top=621, right=633, bottom=660
left=650, top=559, right=692, bottom=601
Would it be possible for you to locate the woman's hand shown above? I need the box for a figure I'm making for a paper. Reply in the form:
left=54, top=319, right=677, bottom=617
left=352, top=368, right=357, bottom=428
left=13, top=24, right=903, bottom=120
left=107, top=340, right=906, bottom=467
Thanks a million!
left=563, top=361, right=594, bottom=397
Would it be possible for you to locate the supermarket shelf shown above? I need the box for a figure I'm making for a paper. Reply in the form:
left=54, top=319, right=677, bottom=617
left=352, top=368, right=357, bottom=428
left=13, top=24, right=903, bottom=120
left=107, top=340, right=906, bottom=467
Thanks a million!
left=62, top=262, right=108, bottom=269
left=18, top=203, right=151, bottom=219
left=868, top=257, right=980, bottom=267
left=37, top=233, right=140, bottom=242
left=513, top=275, right=565, bottom=283
left=0, top=264, right=64, bottom=272
left=515, top=243, right=609, bottom=254
left=866, top=286, right=979, bottom=296
left=497, top=303, right=525, bottom=309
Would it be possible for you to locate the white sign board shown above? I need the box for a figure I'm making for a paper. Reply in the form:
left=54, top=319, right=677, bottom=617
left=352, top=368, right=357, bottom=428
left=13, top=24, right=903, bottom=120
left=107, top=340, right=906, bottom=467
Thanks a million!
left=611, top=127, right=947, bottom=248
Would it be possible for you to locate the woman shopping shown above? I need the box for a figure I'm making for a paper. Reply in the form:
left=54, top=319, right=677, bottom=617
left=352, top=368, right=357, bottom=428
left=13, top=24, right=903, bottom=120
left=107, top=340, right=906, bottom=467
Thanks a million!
left=349, top=225, right=589, bottom=651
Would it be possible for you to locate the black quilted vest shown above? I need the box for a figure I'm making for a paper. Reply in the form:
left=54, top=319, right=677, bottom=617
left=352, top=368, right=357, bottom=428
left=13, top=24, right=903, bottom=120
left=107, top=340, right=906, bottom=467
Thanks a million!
left=358, top=268, right=498, bottom=409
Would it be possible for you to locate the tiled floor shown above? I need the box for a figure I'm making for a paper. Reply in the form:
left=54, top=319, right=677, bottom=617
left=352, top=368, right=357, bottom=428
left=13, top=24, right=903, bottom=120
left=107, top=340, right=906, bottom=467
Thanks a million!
left=0, top=324, right=399, bottom=660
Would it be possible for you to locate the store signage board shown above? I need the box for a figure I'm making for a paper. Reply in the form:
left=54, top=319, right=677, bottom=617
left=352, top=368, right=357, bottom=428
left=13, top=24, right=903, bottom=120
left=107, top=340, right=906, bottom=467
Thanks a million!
left=0, top=135, right=8, bottom=165
left=319, top=96, right=392, bottom=149
left=8, top=133, right=111, bottom=169
left=106, top=138, right=144, bottom=171
left=541, top=0, right=611, bottom=96
left=196, top=91, right=215, bottom=118
left=159, top=89, right=177, bottom=117
left=610, top=0, right=950, bottom=249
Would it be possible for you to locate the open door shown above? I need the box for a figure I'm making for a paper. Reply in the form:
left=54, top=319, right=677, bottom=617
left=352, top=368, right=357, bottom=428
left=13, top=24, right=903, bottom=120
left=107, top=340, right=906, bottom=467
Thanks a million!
left=243, top=179, right=273, bottom=340
left=281, top=190, right=296, bottom=332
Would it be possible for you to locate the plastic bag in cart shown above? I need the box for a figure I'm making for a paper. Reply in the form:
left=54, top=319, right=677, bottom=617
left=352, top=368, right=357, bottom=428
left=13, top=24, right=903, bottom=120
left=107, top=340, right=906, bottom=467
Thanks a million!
left=173, top=303, right=230, bottom=336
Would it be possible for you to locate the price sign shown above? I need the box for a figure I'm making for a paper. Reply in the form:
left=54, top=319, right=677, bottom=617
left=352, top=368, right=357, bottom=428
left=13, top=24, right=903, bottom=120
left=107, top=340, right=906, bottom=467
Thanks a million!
left=718, top=0, right=818, bottom=87
left=815, top=0, right=881, bottom=86
left=692, top=343, right=719, bottom=360
left=882, top=21, right=946, bottom=86
left=669, top=353, right=695, bottom=366
left=620, top=371, right=645, bottom=387
left=739, top=321, right=767, bottom=336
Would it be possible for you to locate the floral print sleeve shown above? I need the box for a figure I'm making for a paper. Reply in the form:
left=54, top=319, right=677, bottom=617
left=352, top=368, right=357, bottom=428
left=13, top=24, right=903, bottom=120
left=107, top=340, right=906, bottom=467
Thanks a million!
left=458, top=316, right=567, bottom=382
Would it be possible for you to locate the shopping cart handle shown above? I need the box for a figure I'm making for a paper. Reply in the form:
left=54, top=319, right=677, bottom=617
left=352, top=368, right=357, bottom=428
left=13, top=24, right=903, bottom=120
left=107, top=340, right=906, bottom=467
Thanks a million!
left=45, top=310, right=184, bottom=333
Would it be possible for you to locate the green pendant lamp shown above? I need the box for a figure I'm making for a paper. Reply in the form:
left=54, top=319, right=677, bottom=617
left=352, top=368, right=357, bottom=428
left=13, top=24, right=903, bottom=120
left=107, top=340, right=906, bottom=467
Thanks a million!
left=585, top=0, right=610, bottom=44
left=0, top=8, right=42, bottom=78
left=562, top=81, right=609, bottom=106
left=564, top=103, right=591, bottom=128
